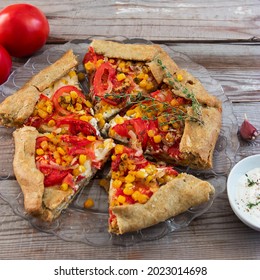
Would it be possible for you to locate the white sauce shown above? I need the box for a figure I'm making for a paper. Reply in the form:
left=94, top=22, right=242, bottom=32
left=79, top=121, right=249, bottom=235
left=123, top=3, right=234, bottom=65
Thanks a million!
left=236, top=167, right=260, bottom=220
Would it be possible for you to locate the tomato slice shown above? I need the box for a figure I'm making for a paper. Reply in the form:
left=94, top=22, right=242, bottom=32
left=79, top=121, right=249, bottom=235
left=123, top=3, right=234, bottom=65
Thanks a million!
left=52, top=86, right=86, bottom=116
left=83, top=46, right=104, bottom=64
left=93, top=62, right=116, bottom=96
left=167, top=143, right=181, bottom=159
left=56, top=117, right=97, bottom=136
left=40, top=167, right=71, bottom=187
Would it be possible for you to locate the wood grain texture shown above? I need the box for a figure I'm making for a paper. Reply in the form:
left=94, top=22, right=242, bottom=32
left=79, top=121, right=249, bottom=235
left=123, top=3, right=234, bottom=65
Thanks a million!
left=0, top=0, right=260, bottom=260
left=0, top=0, right=260, bottom=42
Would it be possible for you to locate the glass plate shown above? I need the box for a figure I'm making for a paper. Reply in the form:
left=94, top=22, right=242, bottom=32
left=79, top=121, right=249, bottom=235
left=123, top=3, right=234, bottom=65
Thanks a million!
left=0, top=38, right=239, bottom=246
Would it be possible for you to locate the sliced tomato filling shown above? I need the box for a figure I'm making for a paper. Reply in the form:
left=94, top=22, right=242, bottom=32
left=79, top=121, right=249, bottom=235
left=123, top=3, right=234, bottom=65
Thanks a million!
left=35, top=133, right=99, bottom=190
left=110, top=145, right=178, bottom=209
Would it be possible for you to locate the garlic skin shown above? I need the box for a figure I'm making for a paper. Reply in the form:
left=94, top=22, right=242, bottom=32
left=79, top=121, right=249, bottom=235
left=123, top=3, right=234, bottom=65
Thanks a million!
left=239, top=115, right=259, bottom=141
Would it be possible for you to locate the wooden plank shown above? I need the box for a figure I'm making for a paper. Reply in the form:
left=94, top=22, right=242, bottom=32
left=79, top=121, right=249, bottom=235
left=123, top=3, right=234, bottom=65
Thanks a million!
left=0, top=0, right=259, bottom=42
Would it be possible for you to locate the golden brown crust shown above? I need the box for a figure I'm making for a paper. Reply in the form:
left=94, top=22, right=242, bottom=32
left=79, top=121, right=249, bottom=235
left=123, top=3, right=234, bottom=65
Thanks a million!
left=25, top=49, right=78, bottom=92
left=91, top=39, right=161, bottom=61
left=0, top=86, right=40, bottom=127
left=0, top=50, right=78, bottom=127
left=109, top=173, right=215, bottom=234
left=13, top=126, right=44, bottom=215
left=179, top=106, right=222, bottom=169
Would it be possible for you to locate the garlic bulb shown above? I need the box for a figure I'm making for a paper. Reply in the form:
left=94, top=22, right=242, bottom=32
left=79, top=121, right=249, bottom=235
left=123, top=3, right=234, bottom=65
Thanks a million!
left=239, top=114, right=259, bottom=141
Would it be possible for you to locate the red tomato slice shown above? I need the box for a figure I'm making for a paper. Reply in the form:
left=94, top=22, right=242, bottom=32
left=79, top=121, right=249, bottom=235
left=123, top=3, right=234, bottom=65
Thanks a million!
left=93, top=62, right=117, bottom=102
left=83, top=47, right=104, bottom=64
left=57, top=117, right=97, bottom=136
left=52, top=86, right=86, bottom=116
left=41, top=168, right=70, bottom=187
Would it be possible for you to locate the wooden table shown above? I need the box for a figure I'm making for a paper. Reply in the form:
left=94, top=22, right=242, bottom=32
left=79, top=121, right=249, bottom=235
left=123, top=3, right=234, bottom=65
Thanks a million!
left=0, top=0, right=259, bottom=260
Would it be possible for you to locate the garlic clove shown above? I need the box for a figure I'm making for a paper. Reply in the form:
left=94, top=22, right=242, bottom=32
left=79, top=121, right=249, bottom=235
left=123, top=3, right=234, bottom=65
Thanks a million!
left=239, top=114, right=259, bottom=141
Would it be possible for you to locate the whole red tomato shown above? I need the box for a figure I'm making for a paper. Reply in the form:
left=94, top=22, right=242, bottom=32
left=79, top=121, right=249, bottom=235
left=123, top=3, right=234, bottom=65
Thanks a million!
left=0, top=4, right=49, bottom=58
left=0, top=45, right=12, bottom=85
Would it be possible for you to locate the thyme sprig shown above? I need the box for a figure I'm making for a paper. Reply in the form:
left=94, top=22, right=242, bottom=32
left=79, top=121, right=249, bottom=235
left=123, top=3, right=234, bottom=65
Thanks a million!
left=156, top=59, right=202, bottom=118
left=104, top=91, right=204, bottom=126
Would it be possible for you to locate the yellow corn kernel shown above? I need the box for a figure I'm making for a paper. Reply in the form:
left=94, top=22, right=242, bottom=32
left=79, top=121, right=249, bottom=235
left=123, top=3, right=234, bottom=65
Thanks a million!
left=132, top=191, right=141, bottom=202
left=57, top=147, right=66, bottom=156
left=61, top=78, right=68, bottom=85
left=120, top=153, right=128, bottom=161
left=118, top=61, right=125, bottom=69
left=75, top=103, right=82, bottom=111
left=138, top=193, right=149, bottom=204
left=60, top=183, right=69, bottom=191
left=55, top=158, right=61, bottom=165
left=48, top=119, right=56, bottom=127
left=125, top=174, right=135, bottom=183
left=63, top=155, right=73, bottom=164
left=64, top=95, right=71, bottom=103
left=158, top=114, right=167, bottom=122
left=53, top=151, right=60, bottom=159
left=77, top=72, right=85, bottom=82
left=86, top=135, right=96, bottom=142
left=46, top=105, right=53, bottom=114
left=135, top=170, right=147, bottom=179
left=128, top=164, right=136, bottom=171
left=170, top=99, right=179, bottom=107
left=66, top=104, right=74, bottom=112
left=40, top=140, right=48, bottom=151
left=115, top=116, right=125, bottom=124
left=111, top=171, right=120, bottom=179
left=99, top=178, right=110, bottom=189
left=177, top=73, right=183, bottom=82
left=114, top=144, right=124, bottom=155
left=38, top=109, right=48, bottom=119
left=123, top=185, right=134, bottom=195
left=160, top=124, right=169, bottom=132
left=145, top=175, right=154, bottom=184
left=36, top=148, right=44, bottom=156
left=153, top=134, right=162, bottom=143
left=145, top=164, right=156, bottom=174
left=96, top=59, right=104, bottom=67
left=84, top=198, right=94, bottom=208
left=111, top=155, right=117, bottom=162
left=137, top=72, right=145, bottom=80
left=146, top=81, right=154, bottom=91
left=84, top=100, right=93, bottom=108
left=72, top=168, right=80, bottom=177
left=112, top=179, right=123, bottom=189
left=117, top=195, right=126, bottom=204
left=116, top=73, right=126, bottom=81
left=126, top=109, right=135, bottom=117
left=69, top=70, right=76, bottom=78
left=147, top=129, right=155, bottom=137
left=85, top=61, right=95, bottom=71
left=70, top=90, right=78, bottom=99
left=139, top=79, right=147, bottom=88
left=79, top=115, right=92, bottom=122
left=79, top=154, right=87, bottom=165
left=78, top=165, right=86, bottom=173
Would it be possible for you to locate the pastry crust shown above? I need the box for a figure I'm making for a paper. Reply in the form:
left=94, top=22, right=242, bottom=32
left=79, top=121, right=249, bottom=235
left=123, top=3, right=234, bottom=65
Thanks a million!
left=13, top=126, right=44, bottom=215
left=0, top=49, right=78, bottom=127
left=109, top=173, right=215, bottom=234
left=12, top=126, right=93, bottom=222
left=179, top=106, right=222, bottom=169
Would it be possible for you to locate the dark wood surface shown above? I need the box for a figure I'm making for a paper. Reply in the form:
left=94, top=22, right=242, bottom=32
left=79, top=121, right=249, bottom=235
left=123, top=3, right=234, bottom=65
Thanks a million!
left=0, top=0, right=259, bottom=260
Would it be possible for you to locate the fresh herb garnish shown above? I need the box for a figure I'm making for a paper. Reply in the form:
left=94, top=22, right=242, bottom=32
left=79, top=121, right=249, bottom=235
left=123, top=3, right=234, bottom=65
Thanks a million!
left=247, top=200, right=260, bottom=209
left=156, top=59, right=202, bottom=119
left=245, top=174, right=259, bottom=187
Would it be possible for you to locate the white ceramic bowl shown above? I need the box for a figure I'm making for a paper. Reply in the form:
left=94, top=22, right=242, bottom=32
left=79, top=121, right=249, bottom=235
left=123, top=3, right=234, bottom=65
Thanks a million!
left=227, top=154, right=260, bottom=231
